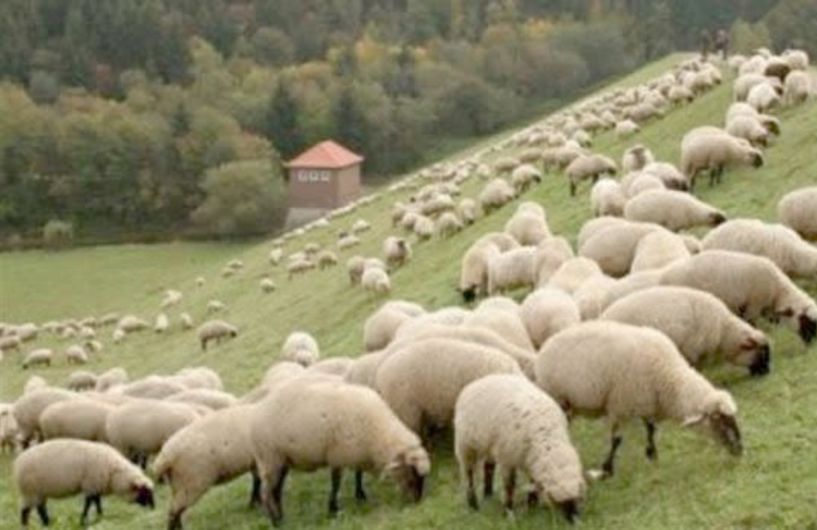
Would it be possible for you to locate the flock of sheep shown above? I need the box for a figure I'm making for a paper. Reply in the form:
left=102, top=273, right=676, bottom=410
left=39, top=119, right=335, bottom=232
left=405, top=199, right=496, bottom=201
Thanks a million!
left=0, top=49, right=815, bottom=529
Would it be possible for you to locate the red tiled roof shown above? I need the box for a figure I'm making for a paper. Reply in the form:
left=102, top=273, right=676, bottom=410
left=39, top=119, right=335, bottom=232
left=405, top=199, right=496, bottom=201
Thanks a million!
left=285, top=140, right=364, bottom=169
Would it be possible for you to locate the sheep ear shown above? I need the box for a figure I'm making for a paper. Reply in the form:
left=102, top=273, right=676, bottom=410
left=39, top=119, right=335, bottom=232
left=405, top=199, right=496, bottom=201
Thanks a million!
left=682, top=414, right=705, bottom=427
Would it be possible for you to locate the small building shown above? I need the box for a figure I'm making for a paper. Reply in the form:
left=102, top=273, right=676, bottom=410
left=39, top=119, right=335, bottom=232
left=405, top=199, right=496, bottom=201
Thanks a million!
left=284, top=140, right=363, bottom=227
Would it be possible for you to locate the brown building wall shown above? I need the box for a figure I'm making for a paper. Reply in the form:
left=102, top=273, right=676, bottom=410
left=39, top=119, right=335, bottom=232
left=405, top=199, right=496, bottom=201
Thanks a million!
left=288, top=164, right=361, bottom=209
left=334, top=165, right=361, bottom=206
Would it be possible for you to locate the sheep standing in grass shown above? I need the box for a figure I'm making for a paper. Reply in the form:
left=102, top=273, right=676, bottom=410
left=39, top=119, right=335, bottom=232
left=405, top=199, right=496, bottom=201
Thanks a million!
left=153, top=405, right=260, bottom=530
left=680, top=128, right=764, bottom=188
left=536, top=321, right=742, bottom=478
left=250, top=378, right=431, bottom=524
left=520, top=288, right=581, bottom=349
left=504, top=203, right=550, bottom=245
left=14, top=439, right=154, bottom=527
left=287, top=258, right=316, bottom=279
left=155, top=313, right=169, bottom=333
left=458, top=198, right=479, bottom=225
left=725, top=115, right=771, bottom=147
left=281, top=331, right=320, bottom=367
left=487, top=247, right=542, bottom=295
left=22, top=348, right=52, bottom=369
left=778, top=186, right=817, bottom=240
left=117, top=315, right=149, bottom=333
left=40, top=398, right=115, bottom=442
left=747, top=83, right=781, bottom=112
left=590, top=178, right=626, bottom=217
left=660, top=250, right=817, bottom=344
left=630, top=231, right=691, bottom=272
left=624, top=189, right=726, bottom=231
left=479, top=179, right=516, bottom=214
left=455, top=374, right=585, bottom=519
left=621, top=145, right=654, bottom=173
left=362, top=267, right=392, bottom=295
left=602, top=286, right=771, bottom=375
left=1, top=404, right=19, bottom=453
left=546, top=257, right=604, bottom=294
left=702, top=219, right=817, bottom=279
left=363, top=301, right=425, bottom=352
left=260, top=278, right=276, bottom=293
left=784, top=70, right=811, bottom=105
left=66, top=370, right=97, bottom=391
left=565, top=154, right=617, bottom=196
left=197, top=320, right=238, bottom=351
left=641, top=162, right=689, bottom=191
left=12, top=388, right=77, bottom=447
left=615, top=120, right=639, bottom=138
left=510, top=164, right=542, bottom=194
left=437, top=212, right=464, bottom=237
left=383, top=237, right=412, bottom=269
left=338, top=234, right=361, bottom=250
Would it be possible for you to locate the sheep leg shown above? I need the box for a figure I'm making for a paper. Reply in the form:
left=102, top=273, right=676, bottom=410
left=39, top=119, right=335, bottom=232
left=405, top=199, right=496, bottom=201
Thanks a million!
left=249, top=471, right=261, bottom=507
left=644, top=420, right=658, bottom=461
left=601, top=430, right=623, bottom=478
left=93, top=495, right=102, bottom=517
left=483, top=461, right=496, bottom=498
left=168, top=508, right=185, bottom=530
left=354, top=470, right=367, bottom=502
left=21, top=506, right=31, bottom=526
left=263, top=465, right=288, bottom=526
left=503, top=468, right=517, bottom=512
left=328, top=468, right=342, bottom=517
left=36, top=503, right=49, bottom=526
left=465, top=462, right=479, bottom=510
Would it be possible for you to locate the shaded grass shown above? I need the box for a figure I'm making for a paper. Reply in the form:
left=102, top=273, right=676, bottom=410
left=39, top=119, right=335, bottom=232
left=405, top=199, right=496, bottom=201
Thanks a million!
left=0, top=53, right=816, bottom=530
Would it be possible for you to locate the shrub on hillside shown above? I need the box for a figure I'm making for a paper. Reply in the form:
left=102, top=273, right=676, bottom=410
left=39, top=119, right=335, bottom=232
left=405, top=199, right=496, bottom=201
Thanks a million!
left=42, top=220, right=74, bottom=249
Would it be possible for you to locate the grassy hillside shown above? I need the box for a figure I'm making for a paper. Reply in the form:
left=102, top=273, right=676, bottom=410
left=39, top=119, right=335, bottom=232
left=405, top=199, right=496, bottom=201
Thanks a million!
left=1, top=53, right=816, bottom=530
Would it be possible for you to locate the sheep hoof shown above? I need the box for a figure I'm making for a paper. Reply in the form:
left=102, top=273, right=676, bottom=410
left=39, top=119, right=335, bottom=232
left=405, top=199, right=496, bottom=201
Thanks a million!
left=646, top=447, right=657, bottom=461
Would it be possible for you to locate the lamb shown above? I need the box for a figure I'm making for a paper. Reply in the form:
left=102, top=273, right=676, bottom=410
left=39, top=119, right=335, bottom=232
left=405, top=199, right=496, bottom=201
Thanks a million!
left=680, top=128, right=763, bottom=188
left=504, top=204, right=550, bottom=245
left=363, top=301, right=425, bottom=352
left=590, top=178, right=626, bottom=217
left=22, top=348, right=52, bottom=369
left=778, top=186, right=817, bottom=240
left=630, top=230, right=691, bottom=271
left=436, top=212, right=464, bottom=237
left=546, top=257, right=604, bottom=294
left=383, top=236, right=412, bottom=268
left=458, top=198, right=479, bottom=225
left=701, top=219, right=817, bottom=279
left=362, top=267, right=392, bottom=295
left=14, top=439, right=154, bottom=526
left=621, top=144, right=654, bottom=173
left=747, top=82, right=781, bottom=112
left=479, top=178, right=516, bottom=214
left=260, top=277, right=276, bottom=293
left=565, top=154, right=617, bottom=196
left=106, top=399, right=202, bottom=467
left=375, top=338, right=522, bottom=437
left=166, top=389, right=238, bottom=411
left=39, top=398, right=115, bottom=442
left=455, top=374, right=585, bottom=520
left=624, top=189, right=726, bottom=231
left=94, top=367, right=128, bottom=393
left=659, top=250, right=817, bottom=344
left=196, top=320, right=238, bottom=351
left=281, top=331, right=320, bottom=367
left=117, top=315, right=149, bottom=333
left=536, top=321, right=742, bottom=478
left=66, top=370, right=97, bottom=391
left=153, top=405, right=260, bottom=530
left=602, top=286, right=771, bottom=375
left=12, top=387, right=77, bottom=446
left=520, top=288, right=581, bottom=349
left=250, top=378, right=431, bottom=524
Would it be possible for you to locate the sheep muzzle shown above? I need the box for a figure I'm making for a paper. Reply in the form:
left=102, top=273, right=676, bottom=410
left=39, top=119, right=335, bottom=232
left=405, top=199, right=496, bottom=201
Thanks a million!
left=799, top=314, right=816, bottom=344
left=558, top=499, right=580, bottom=524
left=748, top=344, right=771, bottom=377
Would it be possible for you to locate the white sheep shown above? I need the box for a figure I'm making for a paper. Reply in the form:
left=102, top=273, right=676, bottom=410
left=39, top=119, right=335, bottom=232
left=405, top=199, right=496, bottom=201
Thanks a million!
left=66, top=370, right=97, bottom=391
left=154, top=312, right=169, bottom=333
left=337, top=234, right=361, bottom=250
left=615, top=119, right=640, bottom=138
left=23, top=375, right=48, bottom=395
left=351, top=218, right=371, bottom=234
left=436, top=212, right=464, bottom=237
left=250, top=378, right=431, bottom=523
left=659, top=250, right=817, bottom=344
left=590, top=178, right=626, bottom=217
left=630, top=230, right=691, bottom=272
left=260, top=277, right=276, bottom=293
left=479, top=178, right=516, bottom=214
left=747, top=82, right=781, bottom=112
left=281, top=331, right=320, bottom=367
left=383, top=236, right=412, bottom=269
left=487, top=247, right=541, bottom=295
left=287, top=258, right=316, bottom=279
left=504, top=204, right=550, bottom=245
left=14, top=439, right=154, bottom=526
left=413, top=215, right=435, bottom=240
left=206, top=300, right=225, bottom=313
left=725, top=114, right=771, bottom=147
left=510, top=164, right=542, bottom=194
left=778, top=186, right=817, bottom=240
left=117, top=315, right=148, bottom=333
left=197, top=320, right=238, bottom=351
left=460, top=239, right=505, bottom=302
left=39, top=398, right=115, bottom=442
left=12, top=387, right=77, bottom=447
left=22, top=348, right=52, bottom=369
left=701, top=218, right=817, bottom=279
left=467, top=297, right=536, bottom=352
left=95, top=367, right=128, bottom=392
left=565, top=154, right=617, bottom=196
left=641, top=161, right=689, bottom=190
left=536, top=321, right=742, bottom=478
left=602, top=286, right=771, bottom=375
left=268, top=248, right=283, bottom=266
left=153, top=405, right=260, bottom=530
left=624, top=189, right=726, bottom=231
left=680, top=128, right=763, bottom=188
left=363, top=301, right=425, bottom=352
left=520, top=287, right=581, bottom=349
left=579, top=220, right=664, bottom=276
left=362, top=267, right=392, bottom=295
left=1, top=404, right=19, bottom=453
left=546, top=257, right=604, bottom=294
left=455, top=374, right=585, bottom=519
left=161, top=289, right=183, bottom=309
left=621, top=144, right=654, bottom=173
left=458, top=198, right=479, bottom=225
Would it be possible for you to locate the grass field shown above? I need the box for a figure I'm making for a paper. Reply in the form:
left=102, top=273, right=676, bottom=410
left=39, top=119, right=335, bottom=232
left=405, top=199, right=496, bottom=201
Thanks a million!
left=1, top=53, right=816, bottom=530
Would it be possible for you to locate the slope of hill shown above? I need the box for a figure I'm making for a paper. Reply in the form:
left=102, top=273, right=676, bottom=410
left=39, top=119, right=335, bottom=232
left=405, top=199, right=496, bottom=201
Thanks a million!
left=0, top=53, right=816, bottom=529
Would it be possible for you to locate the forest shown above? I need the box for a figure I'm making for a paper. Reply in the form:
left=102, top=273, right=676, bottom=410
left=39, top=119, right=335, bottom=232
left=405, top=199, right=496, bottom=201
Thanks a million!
left=0, top=0, right=811, bottom=243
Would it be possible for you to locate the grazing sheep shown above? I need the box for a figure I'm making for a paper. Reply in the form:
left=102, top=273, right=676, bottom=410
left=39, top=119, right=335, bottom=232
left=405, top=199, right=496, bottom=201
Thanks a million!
left=260, top=278, right=276, bottom=293
left=106, top=399, right=202, bottom=467
left=351, top=219, right=371, bottom=234
left=487, top=247, right=541, bottom=295
left=510, top=164, right=542, bottom=194
left=437, top=212, right=464, bottom=237
left=281, top=331, right=320, bottom=367
left=520, top=288, right=581, bottom=349
left=206, top=300, right=225, bottom=313
left=621, top=145, right=654, bottom=173
left=1, top=404, right=18, bottom=453
left=153, top=405, right=260, bottom=530
left=725, top=103, right=781, bottom=135
left=338, top=234, right=361, bottom=250
left=782, top=49, right=809, bottom=71
left=347, top=256, right=366, bottom=284
left=250, top=378, right=431, bottom=524
left=268, top=248, right=283, bottom=266
left=602, top=286, right=771, bottom=375
left=376, top=338, right=522, bottom=437
left=479, top=179, right=516, bottom=214
left=536, top=321, right=742, bottom=477
left=778, top=186, right=817, bottom=240
left=747, top=82, right=781, bottom=112
left=95, top=367, right=128, bottom=392
left=623, top=172, right=665, bottom=197
left=504, top=205, right=551, bottom=245
left=363, top=301, right=426, bottom=352
left=66, top=370, right=97, bottom=392
left=12, top=388, right=77, bottom=447
left=733, top=74, right=780, bottom=101
left=0, top=335, right=22, bottom=352
left=458, top=198, right=479, bottom=225
left=317, top=250, right=339, bottom=269
left=14, top=439, right=154, bottom=527
left=362, top=267, right=392, bottom=295
left=590, top=178, right=626, bottom=217
left=680, top=128, right=763, bottom=188
left=117, top=315, right=149, bottom=333
left=615, top=120, right=640, bottom=138
left=287, top=258, right=316, bottom=279
left=467, top=298, right=536, bottom=353
left=726, top=115, right=771, bottom=146
left=455, top=374, right=585, bottom=519
left=701, top=219, right=817, bottom=279
left=460, top=238, right=507, bottom=301
left=154, top=313, right=169, bottom=333
left=535, top=237, right=575, bottom=286
left=40, top=398, right=115, bottom=442
left=579, top=221, right=665, bottom=277
left=15, top=323, right=39, bottom=342
left=113, top=328, right=126, bottom=344
left=565, top=154, right=617, bottom=196
left=659, top=250, right=817, bottom=344
left=195, top=276, right=205, bottom=287
left=784, top=70, right=811, bottom=105
left=641, top=162, right=689, bottom=190
left=630, top=230, right=692, bottom=272
left=197, top=320, right=238, bottom=351
left=546, top=257, right=604, bottom=294
left=161, top=290, right=183, bottom=309
left=64, top=345, right=88, bottom=365
left=413, top=215, right=435, bottom=240
left=624, top=189, right=726, bottom=231
left=383, top=236, right=412, bottom=269
left=22, top=348, right=52, bottom=369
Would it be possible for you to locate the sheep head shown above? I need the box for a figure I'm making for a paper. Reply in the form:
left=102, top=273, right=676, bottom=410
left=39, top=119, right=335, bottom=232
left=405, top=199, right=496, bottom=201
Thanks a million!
left=683, top=390, right=742, bottom=456
left=384, top=445, right=430, bottom=503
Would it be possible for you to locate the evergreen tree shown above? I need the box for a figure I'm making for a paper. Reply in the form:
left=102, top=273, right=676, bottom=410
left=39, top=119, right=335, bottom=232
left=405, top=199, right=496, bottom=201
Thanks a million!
left=264, top=79, right=305, bottom=159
